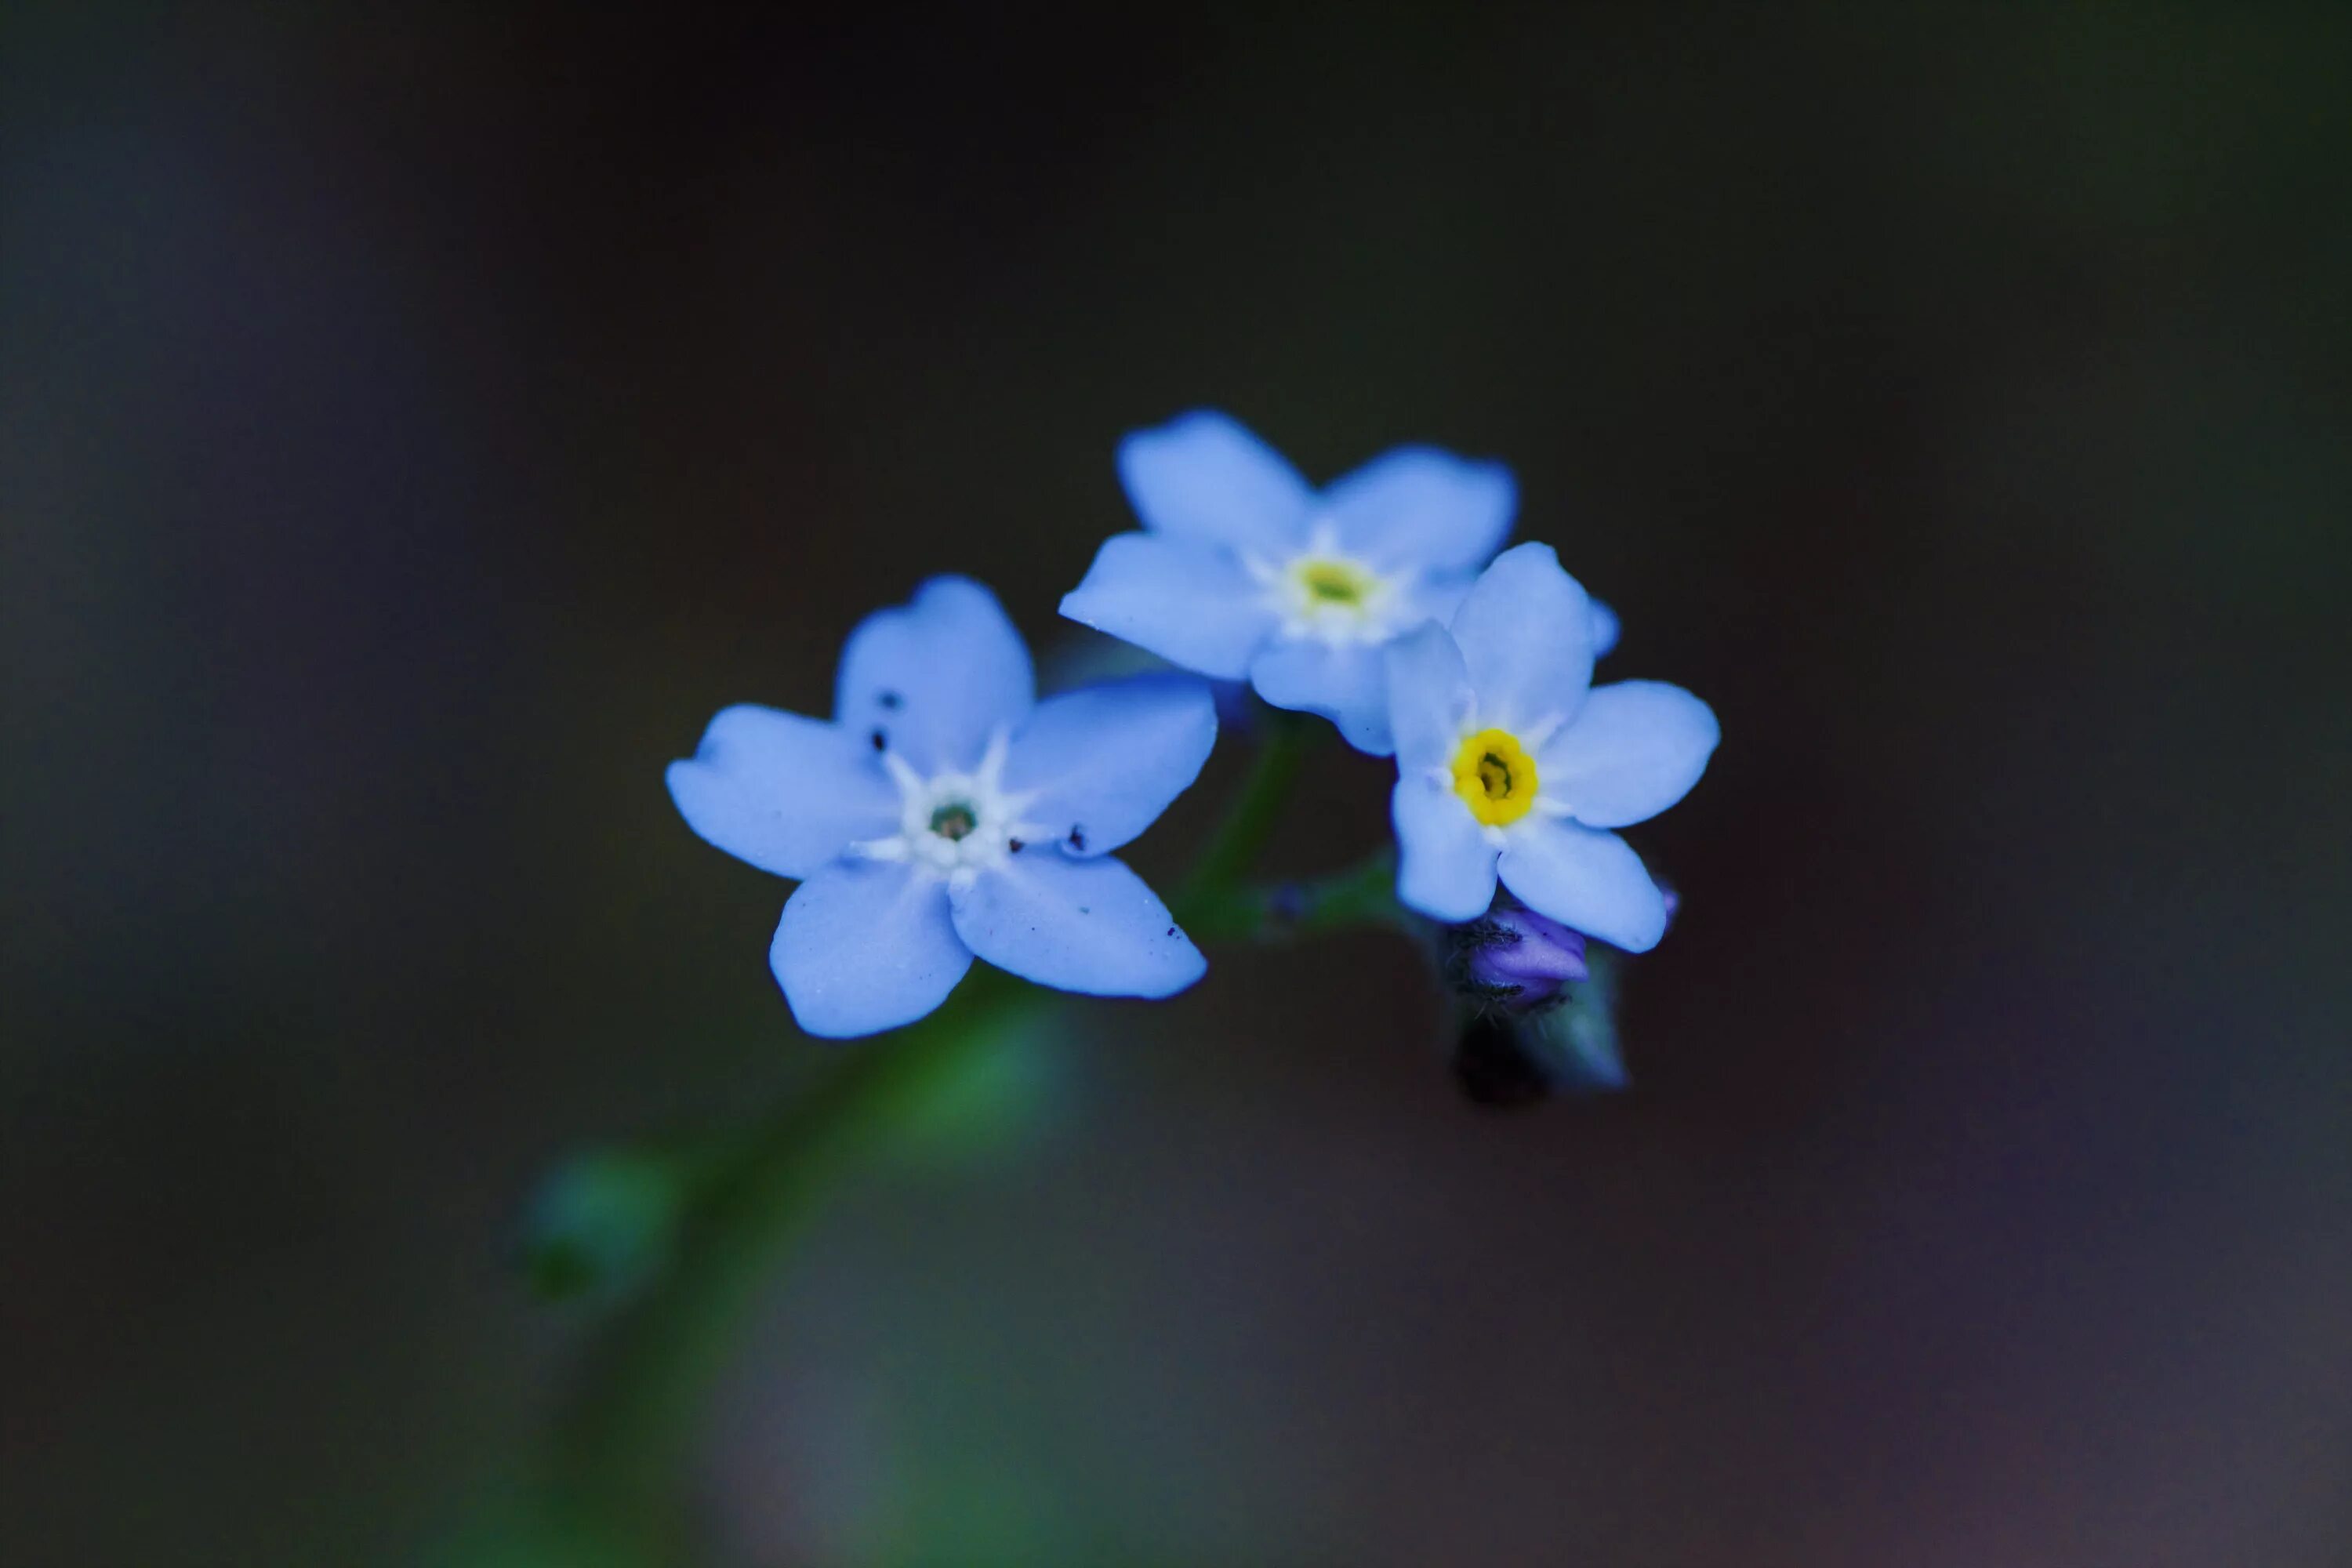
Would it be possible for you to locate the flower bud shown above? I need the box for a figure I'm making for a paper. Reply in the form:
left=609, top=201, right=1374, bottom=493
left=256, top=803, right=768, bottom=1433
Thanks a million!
left=1433, top=891, right=1672, bottom=1109
left=1451, top=944, right=1629, bottom=1108
left=1446, top=901, right=1588, bottom=1012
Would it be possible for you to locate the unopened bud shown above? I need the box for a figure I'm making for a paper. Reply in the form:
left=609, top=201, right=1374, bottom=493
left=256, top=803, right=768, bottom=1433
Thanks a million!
left=1446, top=901, right=1588, bottom=1012
left=1450, top=943, right=1630, bottom=1108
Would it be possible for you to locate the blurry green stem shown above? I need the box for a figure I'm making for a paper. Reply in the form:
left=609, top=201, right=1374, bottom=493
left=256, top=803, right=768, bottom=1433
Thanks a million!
left=1184, top=847, right=1406, bottom=944
left=1174, top=710, right=1312, bottom=920
left=549, top=971, right=1038, bottom=1537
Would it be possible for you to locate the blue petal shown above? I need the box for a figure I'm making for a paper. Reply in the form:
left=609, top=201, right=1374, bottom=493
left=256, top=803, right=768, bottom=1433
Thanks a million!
left=1449, top=543, right=1595, bottom=734
left=1588, top=597, right=1621, bottom=659
left=1118, top=410, right=1314, bottom=553
left=1537, top=680, right=1719, bottom=829
left=1059, top=532, right=1276, bottom=680
left=1391, top=772, right=1497, bottom=921
left=1406, top=570, right=1479, bottom=631
left=1385, top=621, right=1475, bottom=773
left=771, top=859, right=973, bottom=1037
left=1497, top=819, right=1668, bottom=953
left=666, top=705, right=898, bottom=880
left=1001, top=673, right=1218, bottom=857
left=836, top=576, right=1034, bottom=774
left=1247, top=640, right=1392, bottom=754
left=949, top=851, right=1204, bottom=998
left=1320, top=445, right=1515, bottom=572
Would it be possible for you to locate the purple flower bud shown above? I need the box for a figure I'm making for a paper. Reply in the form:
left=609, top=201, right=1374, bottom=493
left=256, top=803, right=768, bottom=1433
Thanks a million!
left=1448, top=901, right=1588, bottom=1011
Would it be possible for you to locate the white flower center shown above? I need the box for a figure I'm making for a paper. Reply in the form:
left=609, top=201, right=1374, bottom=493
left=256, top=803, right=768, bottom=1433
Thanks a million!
left=851, top=729, right=1045, bottom=890
left=1245, top=521, right=1418, bottom=648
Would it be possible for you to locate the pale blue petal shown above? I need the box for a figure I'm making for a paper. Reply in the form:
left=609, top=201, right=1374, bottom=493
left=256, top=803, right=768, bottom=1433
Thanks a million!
left=1118, top=409, right=1314, bottom=553
left=1059, top=532, right=1276, bottom=681
left=836, top=576, right=1034, bottom=774
left=1001, top=674, right=1218, bottom=856
left=1320, top=446, right=1515, bottom=572
left=1588, top=597, right=1621, bottom=659
left=1449, top=543, right=1595, bottom=734
left=1247, top=640, right=1392, bottom=754
left=1497, top=818, right=1668, bottom=953
left=1537, top=680, right=1719, bottom=829
left=1391, top=773, right=1497, bottom=922
left=666, top=705, right=898, bottom=880
left=1384, top=621, right=1475, bottom=774
left=949, top=851, right=1204, bottom=998
left=771, top=860, right=973, bottom=1037
left=1406, top=571, right=1478, bottom=632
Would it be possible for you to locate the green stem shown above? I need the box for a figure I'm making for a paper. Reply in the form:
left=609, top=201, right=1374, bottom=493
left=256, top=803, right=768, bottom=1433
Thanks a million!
left=1183, top=847, right=1406, bottom=944
left=1174, top=710, right=1312, bottom=920
left=547, top=971, right=1041, bottom=1541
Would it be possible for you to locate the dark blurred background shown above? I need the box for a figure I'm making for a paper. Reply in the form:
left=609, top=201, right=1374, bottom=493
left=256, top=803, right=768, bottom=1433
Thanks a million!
left=5, top=5, right=2350, bottom=1564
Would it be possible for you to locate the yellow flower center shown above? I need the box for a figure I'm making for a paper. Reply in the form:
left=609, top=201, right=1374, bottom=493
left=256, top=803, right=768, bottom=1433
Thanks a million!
left=1451, top=728, right=1538, bottom=826
left=1292, top=557, right=1377, bottom=608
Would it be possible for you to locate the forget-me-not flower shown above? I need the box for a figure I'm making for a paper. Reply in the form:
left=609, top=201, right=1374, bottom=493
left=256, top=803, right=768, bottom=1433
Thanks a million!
left=668, top=578, right=1214, bottom=1037
left=1062, top=411, right=1617, bottom=755
left=1386, top=543, right=1716, bottom=953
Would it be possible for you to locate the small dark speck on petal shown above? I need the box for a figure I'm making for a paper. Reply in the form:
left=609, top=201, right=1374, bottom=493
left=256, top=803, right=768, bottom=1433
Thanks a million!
left=1007, top=838, right=1025, bottom=852
left=869, top=729, right=887, bottom=751
left=877, top=690, right=903, bottom=709
left=1067, top=826, right=1087, bottom=850
left=1079, top=906, right=1091, bottom=915
left=1166, top=927, right=1175, bottom=936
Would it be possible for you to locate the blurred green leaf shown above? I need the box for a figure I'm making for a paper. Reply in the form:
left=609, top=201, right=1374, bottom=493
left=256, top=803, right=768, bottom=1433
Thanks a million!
left=521, top=1149, right=692, bottom=1306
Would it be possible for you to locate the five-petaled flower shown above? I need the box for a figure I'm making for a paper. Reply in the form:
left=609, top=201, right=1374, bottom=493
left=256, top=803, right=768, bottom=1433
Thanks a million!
left=667, top=578, right=1214, bottom=1037
left=1386, top=543, right=1717, bottom=953
left=1060, top=411, right=1618, bottom=755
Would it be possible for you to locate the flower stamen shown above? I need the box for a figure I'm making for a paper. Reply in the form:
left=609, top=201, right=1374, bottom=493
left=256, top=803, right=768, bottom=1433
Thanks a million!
left=1450, top=728, right=1538, bottom=828
left=1255, top=520, right=1417, bottom=649
left=1295, top=557, right=1377, bottom=607
left=858, top=726, right=1044, bottom=881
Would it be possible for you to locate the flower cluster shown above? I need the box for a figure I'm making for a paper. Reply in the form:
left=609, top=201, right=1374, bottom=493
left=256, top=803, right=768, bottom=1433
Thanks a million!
left=670, top=411, right=1715, bottom=1042
left=1061, top=411, right=1619, bottom=751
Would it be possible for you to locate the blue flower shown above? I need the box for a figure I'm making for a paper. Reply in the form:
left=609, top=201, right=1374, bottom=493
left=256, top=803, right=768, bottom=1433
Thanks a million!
left=1061, top=411, right=1615, bottom=754
left=1385, top=543, right=1716, bottom=952
left=667, top=578, right=1215, bottom=1037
